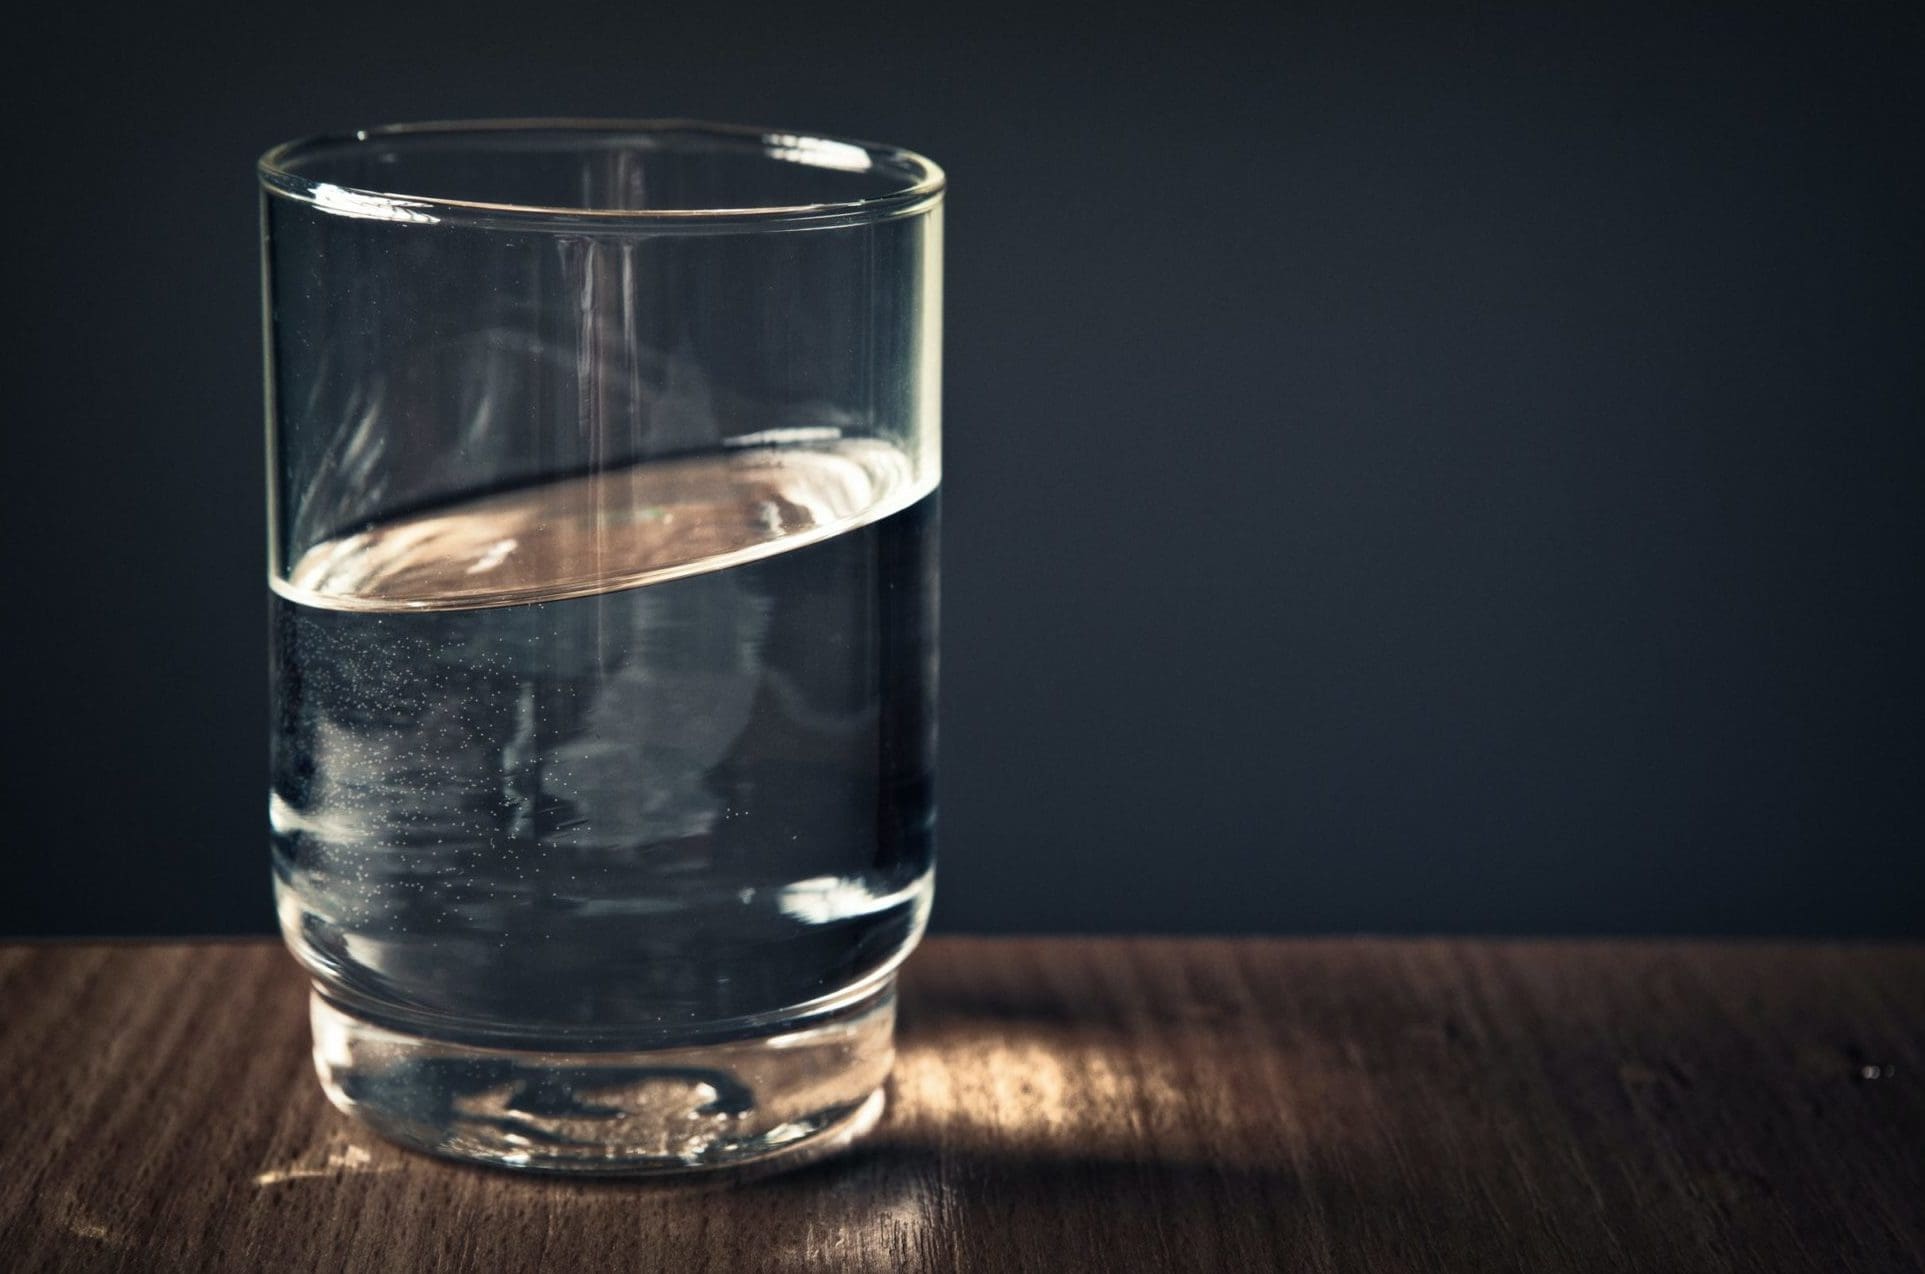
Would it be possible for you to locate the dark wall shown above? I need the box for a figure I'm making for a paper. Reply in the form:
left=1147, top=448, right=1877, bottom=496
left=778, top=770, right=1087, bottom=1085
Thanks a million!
left=6, top=2, right=1921, bottom=937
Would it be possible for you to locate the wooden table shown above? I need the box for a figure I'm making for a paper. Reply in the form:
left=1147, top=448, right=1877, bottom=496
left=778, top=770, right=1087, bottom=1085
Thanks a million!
left=2, top=938, right=1921, bottom=1272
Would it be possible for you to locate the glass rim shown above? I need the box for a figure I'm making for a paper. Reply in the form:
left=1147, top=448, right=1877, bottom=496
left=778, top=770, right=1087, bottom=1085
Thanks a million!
left=257, top=118, right=946, bottom=230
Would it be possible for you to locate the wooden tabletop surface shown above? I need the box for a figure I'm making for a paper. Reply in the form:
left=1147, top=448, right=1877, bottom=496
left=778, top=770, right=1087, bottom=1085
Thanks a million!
left=2, top=937, right=1921, bottom=1272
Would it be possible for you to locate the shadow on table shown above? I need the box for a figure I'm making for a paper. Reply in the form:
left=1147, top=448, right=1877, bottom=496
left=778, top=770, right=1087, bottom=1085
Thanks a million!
left=739, top=1136, right=1426, bottom=1270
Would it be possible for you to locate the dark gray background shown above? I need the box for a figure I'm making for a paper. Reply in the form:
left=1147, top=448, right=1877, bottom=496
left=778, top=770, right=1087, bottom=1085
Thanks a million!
left=5, top=2, right=1921, bottom=937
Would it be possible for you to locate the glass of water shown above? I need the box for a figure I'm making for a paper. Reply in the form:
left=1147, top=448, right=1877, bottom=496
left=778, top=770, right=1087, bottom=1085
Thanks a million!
left=260, top=121, right=942, bottom=1173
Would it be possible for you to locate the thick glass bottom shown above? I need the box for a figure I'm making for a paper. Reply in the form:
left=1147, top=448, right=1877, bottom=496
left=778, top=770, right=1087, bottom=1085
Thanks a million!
left=308, top=979, right=896, bottom=1175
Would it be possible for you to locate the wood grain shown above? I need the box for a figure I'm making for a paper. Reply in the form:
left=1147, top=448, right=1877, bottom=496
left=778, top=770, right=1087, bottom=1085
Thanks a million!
left=2, top=938, right=1921, bottom=1272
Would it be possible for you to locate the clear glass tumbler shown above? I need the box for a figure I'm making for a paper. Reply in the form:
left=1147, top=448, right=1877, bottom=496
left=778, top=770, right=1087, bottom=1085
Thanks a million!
left=260, top=121, right=942, bottom=1173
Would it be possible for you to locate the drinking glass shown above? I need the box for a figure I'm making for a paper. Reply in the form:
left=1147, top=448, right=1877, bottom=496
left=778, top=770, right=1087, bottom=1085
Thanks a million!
left=260, top=120, right=942, bottom=1172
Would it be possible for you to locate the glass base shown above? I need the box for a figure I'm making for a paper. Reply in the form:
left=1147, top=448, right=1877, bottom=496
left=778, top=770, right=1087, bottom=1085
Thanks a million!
left=308, top=979, right=896, bottom=1175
